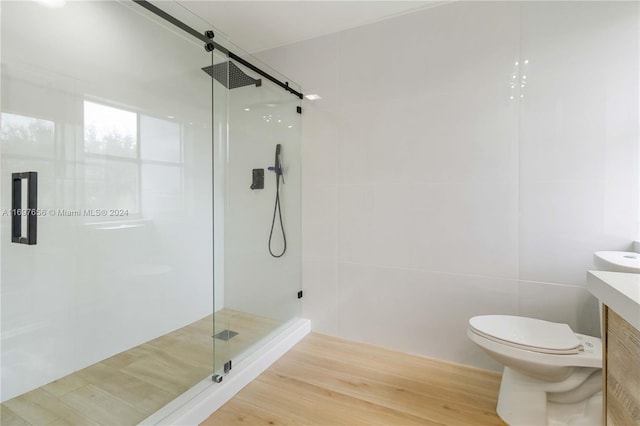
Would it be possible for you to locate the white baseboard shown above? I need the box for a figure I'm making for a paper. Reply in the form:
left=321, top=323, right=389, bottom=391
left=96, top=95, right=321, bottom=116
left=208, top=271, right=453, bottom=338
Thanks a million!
left=139, top=318, right=310, bottom=426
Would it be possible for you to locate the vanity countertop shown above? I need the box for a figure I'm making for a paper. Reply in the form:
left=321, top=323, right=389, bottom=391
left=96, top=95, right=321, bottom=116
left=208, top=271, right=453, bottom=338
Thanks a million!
left=587, top=270, right=640, bottom=330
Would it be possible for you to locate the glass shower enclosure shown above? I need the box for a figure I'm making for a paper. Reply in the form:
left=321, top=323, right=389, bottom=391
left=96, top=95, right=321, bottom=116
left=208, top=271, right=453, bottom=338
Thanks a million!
left=215, top=49, right=302, bottom=373
left=0, top=1, right=301, bottom=424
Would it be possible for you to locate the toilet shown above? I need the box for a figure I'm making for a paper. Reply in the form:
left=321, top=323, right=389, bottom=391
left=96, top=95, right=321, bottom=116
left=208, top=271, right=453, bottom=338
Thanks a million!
left=467, top=315, right=602, bottom=426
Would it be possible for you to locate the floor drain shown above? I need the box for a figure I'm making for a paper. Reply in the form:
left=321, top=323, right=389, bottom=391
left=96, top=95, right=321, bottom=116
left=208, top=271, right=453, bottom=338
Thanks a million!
left=213, top=330, right=239, bottom=341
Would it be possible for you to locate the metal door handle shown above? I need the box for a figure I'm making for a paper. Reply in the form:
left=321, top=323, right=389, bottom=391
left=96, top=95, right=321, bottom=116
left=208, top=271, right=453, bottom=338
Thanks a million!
left=11, top=171, right=38, bottom=245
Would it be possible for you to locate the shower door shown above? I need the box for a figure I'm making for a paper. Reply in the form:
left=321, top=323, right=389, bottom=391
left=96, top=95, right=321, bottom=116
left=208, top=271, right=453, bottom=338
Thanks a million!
left=215, top=51, right=303, bottom=372
left=1, top=0, right=219, bottom=420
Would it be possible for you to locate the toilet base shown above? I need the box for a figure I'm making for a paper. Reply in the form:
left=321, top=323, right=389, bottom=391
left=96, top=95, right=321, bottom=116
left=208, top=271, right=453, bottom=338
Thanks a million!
left=547, top=393, right=602, bottom=426
left=497, top=367, right=602, bottom=426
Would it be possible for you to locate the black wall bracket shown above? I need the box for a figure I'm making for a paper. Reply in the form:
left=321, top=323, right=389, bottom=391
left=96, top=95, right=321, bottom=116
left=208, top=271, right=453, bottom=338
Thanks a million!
left=11, top=172, right=38, bottom=245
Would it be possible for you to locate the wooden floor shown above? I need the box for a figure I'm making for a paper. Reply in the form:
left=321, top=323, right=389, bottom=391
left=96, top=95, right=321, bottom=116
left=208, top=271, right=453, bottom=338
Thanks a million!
left=0, top=309, right=281, bottom=426
left=2, top=325, right=505, bottom=426
left=203, top=333, right=506, bottom=426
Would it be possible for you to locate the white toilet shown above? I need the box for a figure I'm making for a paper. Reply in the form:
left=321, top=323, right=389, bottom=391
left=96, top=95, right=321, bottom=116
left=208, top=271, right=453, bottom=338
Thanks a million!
left=467, top=315, right=602, bottom=426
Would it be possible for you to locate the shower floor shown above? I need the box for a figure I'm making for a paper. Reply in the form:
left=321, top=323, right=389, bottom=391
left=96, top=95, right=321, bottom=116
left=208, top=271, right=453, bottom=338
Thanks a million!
left=0, top=309, right=282, bottom=426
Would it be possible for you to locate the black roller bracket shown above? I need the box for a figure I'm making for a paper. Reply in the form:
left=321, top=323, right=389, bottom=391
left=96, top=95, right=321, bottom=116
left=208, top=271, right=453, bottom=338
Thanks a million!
left=297, top=106, right=302, bottom=114
left=298, top=290, right=303, bottom=299
left=11, top=171, right=38, bottom=245
left=204, top=43, right=215, bottom=52
left=205, top=30, right=214, bottom=39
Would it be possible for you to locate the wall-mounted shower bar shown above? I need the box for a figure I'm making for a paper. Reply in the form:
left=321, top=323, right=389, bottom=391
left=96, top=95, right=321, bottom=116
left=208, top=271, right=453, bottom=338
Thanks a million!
left=227, top=52, right=302, bottom=99
left=132, top=0, right=303, bottom=100
left=132, top=0, right=210, bottom=44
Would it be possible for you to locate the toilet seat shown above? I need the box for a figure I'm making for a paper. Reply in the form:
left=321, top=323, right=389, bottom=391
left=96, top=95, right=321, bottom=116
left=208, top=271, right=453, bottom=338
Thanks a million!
left=469, top=315, right=582, bottom=355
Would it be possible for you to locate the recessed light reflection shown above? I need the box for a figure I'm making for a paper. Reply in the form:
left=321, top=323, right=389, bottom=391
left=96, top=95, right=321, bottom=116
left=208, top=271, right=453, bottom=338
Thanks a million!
left=515, top=61, right=519, bottom=66
left=167, top=115, right=175, bottom=119
left=305, top=94, right=322, bottom=101
left=524, top=59, right=529, bottom=64
left=35, top=0, right=65, bottom=7
left=244, top=108, right=250, bottom=111
left=287, top=125, right=293, bottom=128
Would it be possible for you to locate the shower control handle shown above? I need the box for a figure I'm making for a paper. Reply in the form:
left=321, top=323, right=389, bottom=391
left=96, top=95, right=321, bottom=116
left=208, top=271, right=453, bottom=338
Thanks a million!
left=251, top=168, right=264, bottom=190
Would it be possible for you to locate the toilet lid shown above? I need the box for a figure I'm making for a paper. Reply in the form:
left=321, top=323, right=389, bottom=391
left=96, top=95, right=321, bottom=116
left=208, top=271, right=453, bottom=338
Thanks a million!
left=469, top=315, right=582, bottom=353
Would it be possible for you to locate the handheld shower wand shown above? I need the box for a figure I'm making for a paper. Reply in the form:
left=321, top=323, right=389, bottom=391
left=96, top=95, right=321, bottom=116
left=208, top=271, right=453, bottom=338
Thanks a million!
left=268, top=144, right=286, bottom=258
left=268, top=144, right=284, bottom=181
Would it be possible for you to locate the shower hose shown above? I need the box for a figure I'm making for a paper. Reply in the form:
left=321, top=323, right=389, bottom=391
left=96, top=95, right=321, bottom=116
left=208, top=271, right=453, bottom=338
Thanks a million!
left=268, top=170, right=286, bottom=258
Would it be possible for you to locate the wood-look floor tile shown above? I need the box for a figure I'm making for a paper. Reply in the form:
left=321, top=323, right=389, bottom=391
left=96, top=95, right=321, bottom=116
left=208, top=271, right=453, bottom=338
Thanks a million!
left=3, top=388, right=97, bottom=426
left=76, top=362, right=175, bottom=416
left=0, top=310, right=295, bottom=425
left=0, top=404, right=31, bottom=426
left=60, top=384, right=146, bottom=425
left=40, top=373, right=88, bottom=397
left=203, top=333, right=506, bottom=426
left=121, top=352, right=210, bottom=394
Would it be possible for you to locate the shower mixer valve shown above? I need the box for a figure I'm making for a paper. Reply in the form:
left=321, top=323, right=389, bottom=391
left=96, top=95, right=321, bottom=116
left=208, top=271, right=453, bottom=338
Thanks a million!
left=250, top=168, right=264, bottom=190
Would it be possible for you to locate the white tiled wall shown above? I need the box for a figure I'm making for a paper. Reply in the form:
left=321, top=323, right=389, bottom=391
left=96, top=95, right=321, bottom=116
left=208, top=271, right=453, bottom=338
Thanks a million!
left=257, top=1, right=639, bottom=370
left=222, top=80, right=303, bottom=323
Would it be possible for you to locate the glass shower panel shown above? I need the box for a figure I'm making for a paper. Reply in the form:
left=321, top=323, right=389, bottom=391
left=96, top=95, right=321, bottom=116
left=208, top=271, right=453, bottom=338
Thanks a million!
left=1, top=0, right=217, bottom=420
left=221, top=54, right=302, bottom=369
left=211, top=51, right=231, bottom=379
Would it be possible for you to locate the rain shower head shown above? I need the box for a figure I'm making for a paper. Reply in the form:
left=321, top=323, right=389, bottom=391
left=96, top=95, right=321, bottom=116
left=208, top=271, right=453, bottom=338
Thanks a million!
left=202, top=61, right=262, bottom=89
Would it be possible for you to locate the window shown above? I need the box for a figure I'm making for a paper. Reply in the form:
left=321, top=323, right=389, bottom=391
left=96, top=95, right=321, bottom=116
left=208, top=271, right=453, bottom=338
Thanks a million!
left=83, top=101, right=139, bottom=214
left=84, top=101, right=137, bottom=158
left=82, top=101, right=183, bottom=217
left=1, top=112, right=56, bottom=208
left=0, top=112, right=55, bottom=158
left=140, top=115, right=181, bottom=163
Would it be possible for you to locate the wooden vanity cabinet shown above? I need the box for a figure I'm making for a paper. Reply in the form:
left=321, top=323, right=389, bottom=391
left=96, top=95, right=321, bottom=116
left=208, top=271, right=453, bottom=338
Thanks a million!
left=602, top=305, right=640, bottom=425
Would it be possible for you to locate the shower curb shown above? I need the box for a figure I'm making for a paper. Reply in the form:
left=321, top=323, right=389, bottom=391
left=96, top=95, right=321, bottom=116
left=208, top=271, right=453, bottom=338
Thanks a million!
left=139, top=318, right=311, bottom=426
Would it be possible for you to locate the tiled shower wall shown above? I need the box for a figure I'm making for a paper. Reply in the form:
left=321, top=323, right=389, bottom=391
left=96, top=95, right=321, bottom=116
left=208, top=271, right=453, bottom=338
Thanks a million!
left=257, top=1, right=639, bottom=370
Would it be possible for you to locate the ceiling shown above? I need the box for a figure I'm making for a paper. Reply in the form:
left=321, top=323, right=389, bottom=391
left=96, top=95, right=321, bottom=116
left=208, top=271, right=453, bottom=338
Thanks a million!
left=177, top=1, right=441, bottom=53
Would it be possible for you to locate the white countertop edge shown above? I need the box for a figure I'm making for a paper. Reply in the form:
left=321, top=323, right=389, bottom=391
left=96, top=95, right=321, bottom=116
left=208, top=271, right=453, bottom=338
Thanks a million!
left=587, top=270, right=640, bottom=331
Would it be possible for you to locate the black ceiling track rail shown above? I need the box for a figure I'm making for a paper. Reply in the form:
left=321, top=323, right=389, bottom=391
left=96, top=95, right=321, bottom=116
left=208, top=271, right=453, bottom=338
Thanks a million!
left=132, top=0, right=303, bottom=100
